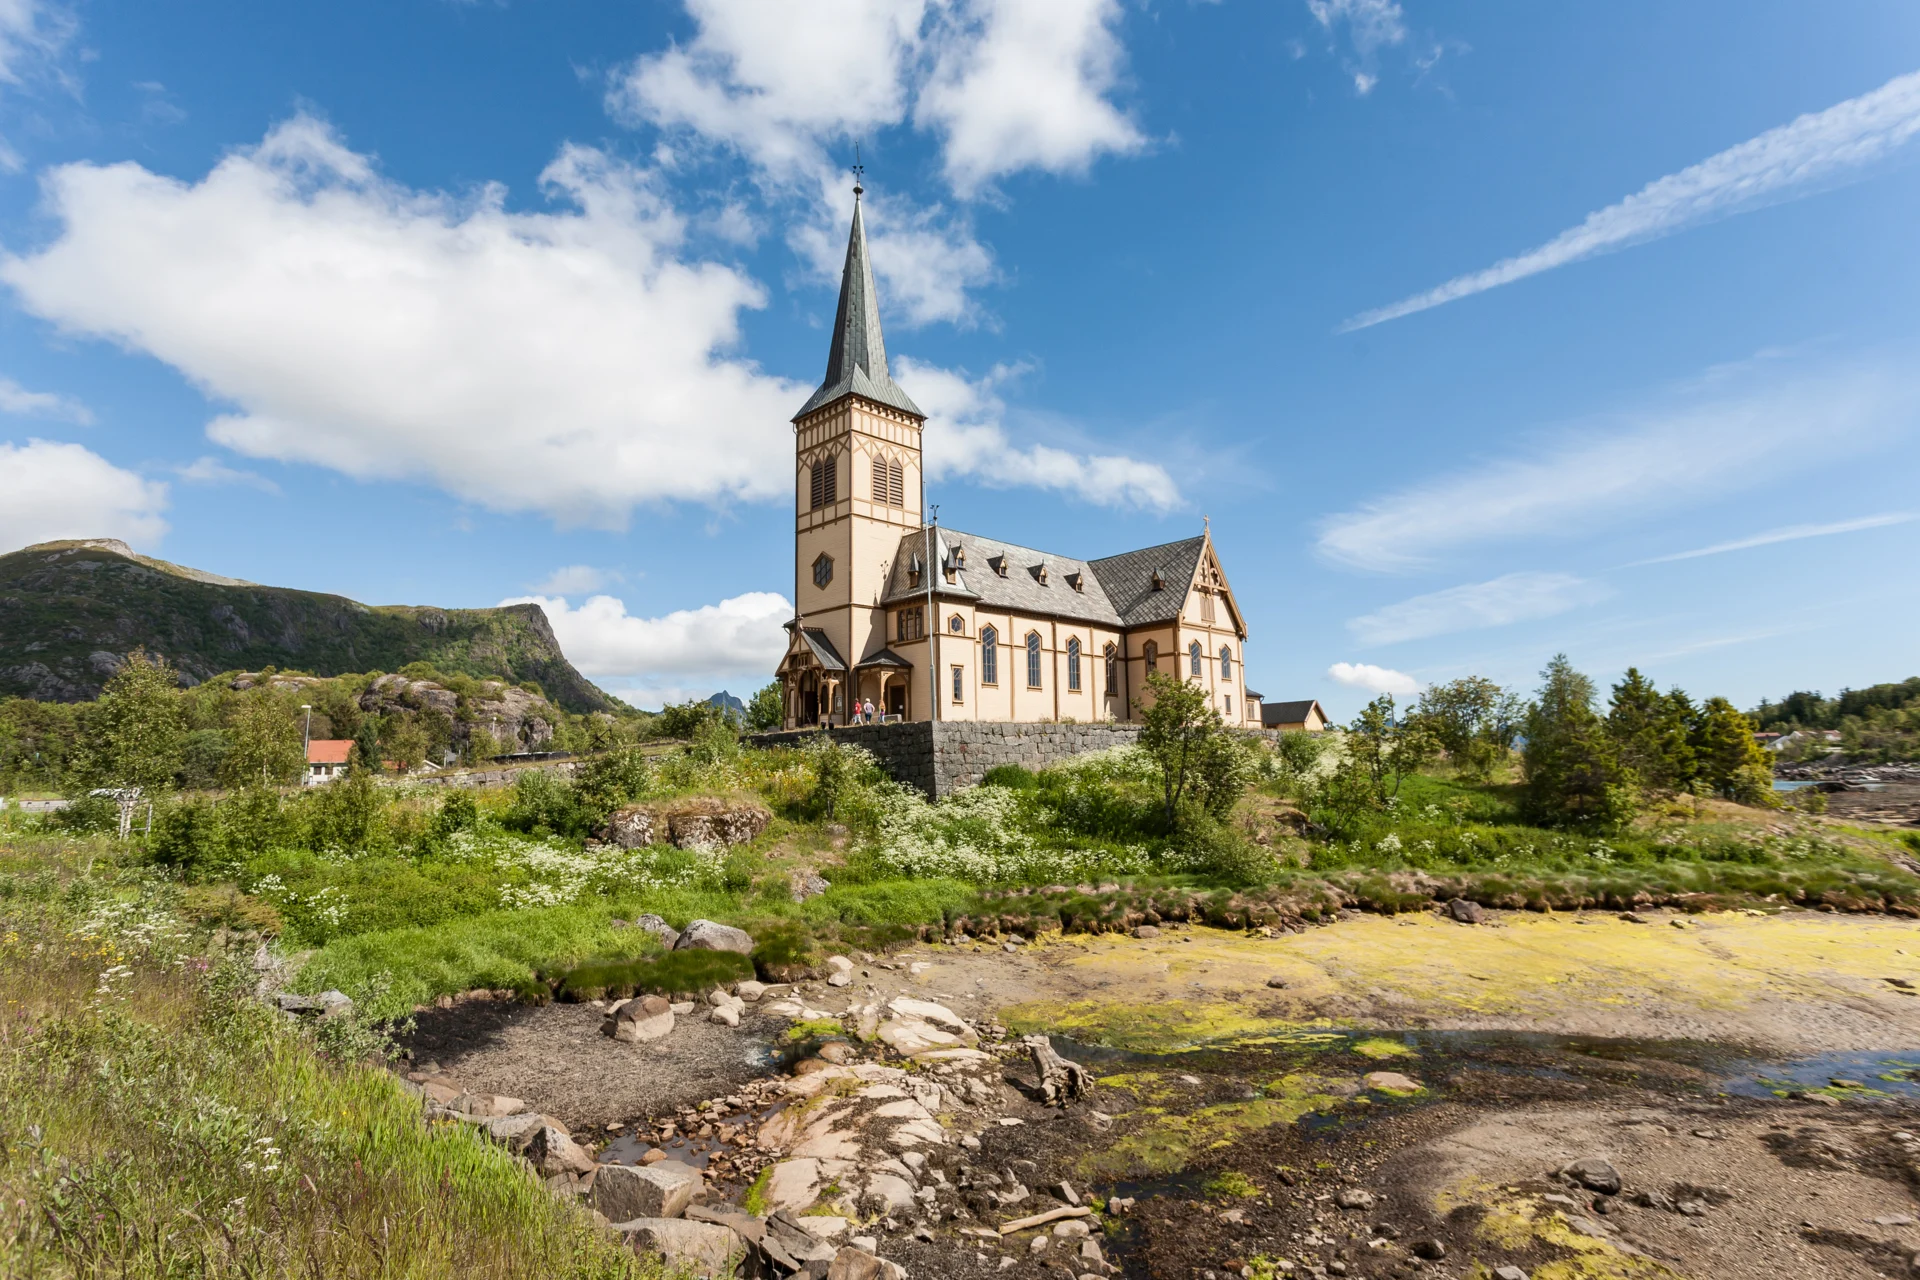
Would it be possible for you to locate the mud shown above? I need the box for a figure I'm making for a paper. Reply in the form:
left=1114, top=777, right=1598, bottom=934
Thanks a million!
left=400, top=906, right=1920, bottom=1280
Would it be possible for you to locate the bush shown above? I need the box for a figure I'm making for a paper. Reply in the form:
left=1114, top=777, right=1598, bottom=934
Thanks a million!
left=149, top=796, right=225, bottom=876
left=981, top=764, right=1038, bottom=790
left=57, top=792, right=120, bottom=835
left=572, top=747, right=651, bottom=826
left=502, top=767, right=590, bottom=838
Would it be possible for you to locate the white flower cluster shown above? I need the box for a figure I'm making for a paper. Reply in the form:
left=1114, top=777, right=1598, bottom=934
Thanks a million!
left=443, top=828, right=715, bottom=910
left=863, top=782, right=1149, bottom=884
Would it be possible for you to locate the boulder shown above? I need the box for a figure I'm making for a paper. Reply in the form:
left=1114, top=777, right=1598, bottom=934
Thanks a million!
left=525, top=1125, right=596, bottom=1177
left=603, top=805, right=661, bottom=850
left=1446, top=898, right=1487, bottom=925
left=451, top=1092, right=526, bottom=1118
left=616, top=1217, right=740, bottom=1277
left=875, top=996, right=977, bottom=1057
left=607, top=995, right=675, bottom=1044
left=861, top=1172, right=917, bottom=1215
left=485, top=1112, right=567, bottom=1151
left=277, top=990, right=353, bottom=1019
left=710, top=1006, right=741, bottom=1027
left=1334, top=1188, right=1374, bottom=1210
left=1563, top=1157, right=1622, bottom=1196
left=632, top=913, right=680, bottom=948
left=826, top=1245, right=908, bottom=1280
left=1364, top=1071, right=1422, bottom=1094
left=790, top=869, right=832, bottom=902
left=674, top=920, right=756, bottom=955
left=593, top=1161, right=703, bottom=1221
left=665, top=798, right=772, bottom=850
left=736, top=980, right=768, bottom=1002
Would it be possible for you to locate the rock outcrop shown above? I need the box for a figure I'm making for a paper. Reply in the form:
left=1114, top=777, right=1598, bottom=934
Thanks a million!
left=600, top=798, right=773, bottom=851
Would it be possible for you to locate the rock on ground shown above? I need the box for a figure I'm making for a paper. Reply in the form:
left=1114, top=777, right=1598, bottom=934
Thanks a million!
left=592, top=1161, right=702, bottom=1221
left=616, top=1217, right=740, bottom=1277
left=606, top=995, right=675, bottom=1044
left=674, top=919, right=757, bottom=954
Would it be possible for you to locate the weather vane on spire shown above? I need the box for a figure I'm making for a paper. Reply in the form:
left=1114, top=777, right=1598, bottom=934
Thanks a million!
left=852, top=143, right=865, bottom=199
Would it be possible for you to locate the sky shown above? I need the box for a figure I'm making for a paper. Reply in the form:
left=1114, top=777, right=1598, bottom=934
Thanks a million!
left=0, top=0, right=1917, bottom=717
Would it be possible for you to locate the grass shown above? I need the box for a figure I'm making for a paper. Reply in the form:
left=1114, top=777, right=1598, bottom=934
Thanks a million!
left=549, top=948, right=755, bottom=1002
left=0, top=845, right=647, bottom=1280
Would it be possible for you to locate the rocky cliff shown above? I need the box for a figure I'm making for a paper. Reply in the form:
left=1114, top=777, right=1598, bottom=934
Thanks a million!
left=0, top=539, right=616, bottom=713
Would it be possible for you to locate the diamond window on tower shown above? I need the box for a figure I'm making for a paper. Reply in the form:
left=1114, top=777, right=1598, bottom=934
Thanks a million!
left=812, top=553, right=833, bottom=589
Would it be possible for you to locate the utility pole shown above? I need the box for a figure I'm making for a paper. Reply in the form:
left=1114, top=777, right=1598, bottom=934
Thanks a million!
left=301, top=704, right=312, bottom=787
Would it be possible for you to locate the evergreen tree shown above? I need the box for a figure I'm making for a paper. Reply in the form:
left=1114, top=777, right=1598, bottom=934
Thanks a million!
left=352, top=719, right=384, bottom=774
left=1689, top=696, right=1774, bottom=803
left=1520, top=654, right=1635, bottom=829
left=1604, top=667, right=1693, bottom=793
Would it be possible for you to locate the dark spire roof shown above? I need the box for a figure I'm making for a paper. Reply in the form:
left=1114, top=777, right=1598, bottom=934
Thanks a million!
left=794, top=194, right=924, bottom=421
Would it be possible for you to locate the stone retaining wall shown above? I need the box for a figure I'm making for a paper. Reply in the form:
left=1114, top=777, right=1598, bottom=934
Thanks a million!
left=745, top=720, right=1144, bottom=798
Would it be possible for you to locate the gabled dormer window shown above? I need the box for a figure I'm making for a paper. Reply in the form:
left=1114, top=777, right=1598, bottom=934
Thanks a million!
left=988, top=554, right=1008, bottom=577
left=1150, top=569, right=1164, bottom=591
left=1065, top=571, right=1083, bottom=593
left=1032, top=562, right=1048, bottom=586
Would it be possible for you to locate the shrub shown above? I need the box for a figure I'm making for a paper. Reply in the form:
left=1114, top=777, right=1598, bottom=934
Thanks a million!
left=548, top=948, right=752, bottom=1002
left=981, top=764, right=1038, bottom=790
left=149, top=796, right=225, bottom=876
left=57, top=792, right=120, bottom=835
left=502, top=767, right=590, bottom=838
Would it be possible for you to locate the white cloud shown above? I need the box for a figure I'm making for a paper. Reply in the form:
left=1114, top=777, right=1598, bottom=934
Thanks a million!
left=789, top=186, right=996, bottom=328
left=916, top=0, right=1144, bottom=194
left=506, top=589, right=792, bottom=710
left=1327, top=661, right=1418, bottom=695
left=0, top=438, right=168, bottom=552
left=1343, top=67, right=1920, bottom=330
left=616, top=0, right=1142, bottom=201
left=0, top=374, right=90, bottom=423
left=1315, top=353, right=1919, bottom=572
left=1305, top=0, right=1405, bottom=95
left=175, top=455, right=280, bottom=493
left=1348, top=572, right=1609, bottom=646
left=532, top=564, right=618, bottom=595
left=3, top=117, right=808, bottom=527
left=1632, top=512, right=1917, bottom=566
left=897, top=356, right=1180, bottom=511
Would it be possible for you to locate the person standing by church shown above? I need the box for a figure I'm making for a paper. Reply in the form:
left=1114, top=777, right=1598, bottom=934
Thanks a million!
left=863, top=697, right=875, bottom=725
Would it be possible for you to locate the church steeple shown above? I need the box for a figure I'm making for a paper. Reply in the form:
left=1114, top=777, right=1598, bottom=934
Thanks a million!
left=794, top=186, right=924, bottom=421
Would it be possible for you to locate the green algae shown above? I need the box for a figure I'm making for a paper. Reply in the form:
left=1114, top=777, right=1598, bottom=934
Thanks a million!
left=1075, top=1075, right=1347, bottom=1179
left=1203, top=1170, right=1261, bottom=1199
left=1353, top=1037, right=1417, bottom=1060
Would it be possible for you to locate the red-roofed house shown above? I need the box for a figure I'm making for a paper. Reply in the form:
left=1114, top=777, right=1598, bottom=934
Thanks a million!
left=306, top=739, right=352, bottom=785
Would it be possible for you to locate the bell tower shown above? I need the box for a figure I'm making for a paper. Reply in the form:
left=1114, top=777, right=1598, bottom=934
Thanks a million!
left=779, top=179, right=927, bottom=728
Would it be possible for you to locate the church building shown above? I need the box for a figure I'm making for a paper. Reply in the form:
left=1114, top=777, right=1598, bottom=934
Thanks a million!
left=776, top=187, right=1261, bottom=732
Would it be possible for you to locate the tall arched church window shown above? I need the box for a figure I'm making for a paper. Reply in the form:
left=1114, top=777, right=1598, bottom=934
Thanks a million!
left=1103, top=644, right=1117, bottom=694
left=1143, top=640, right=1157, bottom=672
left=981, top=626, right=998, bottom=685
left=1066, top=638, right=1081, bottom=691
left=1026, top=632, right=1042, bottom=688
left=810, top=455, right=837, bottom=509
left=1189, top=640, right=1203, bottom=677
left=1220, top=645, right=1232, bottom=680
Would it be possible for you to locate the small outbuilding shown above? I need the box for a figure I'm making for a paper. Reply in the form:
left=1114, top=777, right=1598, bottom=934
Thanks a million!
left=1260, top=699, right=1331, bottom=732
left=306, top=739, right=352, bottom=785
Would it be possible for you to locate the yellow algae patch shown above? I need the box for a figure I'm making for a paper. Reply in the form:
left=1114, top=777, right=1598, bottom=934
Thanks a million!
left=1441, top=1180, right=1668, bottom=1278
left=999, top=996, right=1302, bottom=1052
left=1353, top=1037, right=1417, bottom=1059
left=1075, top=1076, right=1348, bottom=1179
left=1094, top=1071, right=1182, bottom=1103
left=1005, top=912, right=1920, bottom=1042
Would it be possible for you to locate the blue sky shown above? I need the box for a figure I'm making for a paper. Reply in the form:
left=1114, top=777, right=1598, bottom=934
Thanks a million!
left=0, top=0, right=1917, bottom=716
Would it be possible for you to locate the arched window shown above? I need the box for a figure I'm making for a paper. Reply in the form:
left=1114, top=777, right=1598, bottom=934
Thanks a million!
left=1103, top=643, right=1117, bottom=695
left=1066, top=638, right=1081, bottom=691
left=1220, top=645, right=1232, bottom=680
left=1189, top=640, right=1203, bottom=677
left=1026, top=632, right=1042, bottom=688
left=981, top=626, right=998, bottom=685
left=1143, top=640, right=1157, bottom=672
left=870, top=456, right=906, bottom=507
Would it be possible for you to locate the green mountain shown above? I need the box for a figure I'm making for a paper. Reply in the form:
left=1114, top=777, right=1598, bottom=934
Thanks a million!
left=0, top=539, right=616, bottom=713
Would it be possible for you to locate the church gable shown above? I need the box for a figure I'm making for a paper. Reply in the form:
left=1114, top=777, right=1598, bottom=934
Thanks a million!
left=1182, top=540, right=1246, bottom=637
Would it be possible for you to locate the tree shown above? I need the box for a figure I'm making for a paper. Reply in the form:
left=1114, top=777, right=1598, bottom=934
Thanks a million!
left=747, top=682, right=785, bottom=732
left=1604, top=668, right=1693, bottom=794
left=223, top=688, right=305, bottom=787
left=1520, top=654, right=1635, bottom=829
left=1331, top=695, right=1435, bottom=815
left=1689, top=696, right=1774, bottom=803
left=1137, top=672, right=1249, bottom=827
left=352, top=719, right=384, bottom=773
left=75, top=648, right=185, bottom=795
left=1414, top=677, right=1523, bottom=780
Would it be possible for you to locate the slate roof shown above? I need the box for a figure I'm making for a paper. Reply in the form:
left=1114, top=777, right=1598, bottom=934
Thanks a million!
left=794, top=198, right=924, bottom=422
left=794, top=627, right=846, bottom=672
left=879, top=529, right=1215, bottom=631
left=1261, top=699, right=1327, bottom=728
left=1087, top=537, right=1209, bottom=627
